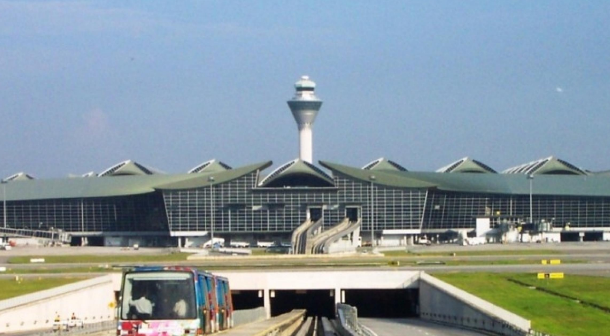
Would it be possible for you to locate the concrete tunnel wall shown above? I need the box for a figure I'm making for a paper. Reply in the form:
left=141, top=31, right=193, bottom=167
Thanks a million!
left=418, top=272, right=531, bottom=336
left=2, top=270, right=536, bottom=334
left=0, top=275, right=117, bottom=333
left=215, top=270, right=421, bottom=318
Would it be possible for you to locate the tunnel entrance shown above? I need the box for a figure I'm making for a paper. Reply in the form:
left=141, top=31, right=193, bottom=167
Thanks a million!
left=270, top=290, right=335, bottom=318
left=343, top=289, right=418, bottom=318
left=584, top=231, right=603, bottom=241
left=560, top=231, right=580, bottom=242
left=231, top=290, right=264, bottom=310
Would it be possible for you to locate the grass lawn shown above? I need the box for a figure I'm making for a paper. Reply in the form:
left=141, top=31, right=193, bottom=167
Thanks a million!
left=384, top=249, right=564, bottom=257
left=0, top=277, right=87, bottom=300
left=434, top=273, right=610, bottom=336
left=509, top=273, right=610, bottom=310
left=7, top=252, right=193, bottom=264
left=440, top=259, right=584, bottom=266
left=4, top=266, right=122, bottom=274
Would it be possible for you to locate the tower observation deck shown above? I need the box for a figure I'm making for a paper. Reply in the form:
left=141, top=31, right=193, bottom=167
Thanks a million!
left=287, top=76, right=323, bottom=164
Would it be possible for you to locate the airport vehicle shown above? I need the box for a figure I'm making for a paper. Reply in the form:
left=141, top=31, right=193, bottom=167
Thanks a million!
left=264, top=242, right=292, bottom=254
left=462, top=237, right=487, bottom=246
left=256, top=241, right=274, bottom=248
left=117, top=266, right=233, bottom=335
left=229, top=241, right=250, bottom=248
left=0, top=237, right=14, bottom=250
left=203, top=238, right=225, bottom=248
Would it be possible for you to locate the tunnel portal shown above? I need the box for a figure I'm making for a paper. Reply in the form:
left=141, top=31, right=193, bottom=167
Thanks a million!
left=231, top=290, right=264, bottom=310
left=343, top=289, right=419, bottom=318
left=270, top=290, right=335, bottom=318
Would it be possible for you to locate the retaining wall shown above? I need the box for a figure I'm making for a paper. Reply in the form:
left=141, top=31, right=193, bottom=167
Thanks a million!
left=0, top=275, right=117, bottom=333
left=419, top=272, right=531, bottom=336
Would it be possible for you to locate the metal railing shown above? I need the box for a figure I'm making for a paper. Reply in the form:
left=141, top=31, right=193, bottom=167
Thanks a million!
left=335, top=304, right=375, bottom=336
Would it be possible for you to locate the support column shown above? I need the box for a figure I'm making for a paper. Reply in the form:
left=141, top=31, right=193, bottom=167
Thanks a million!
left=334, top=288, right=342, bottom=305
left=263, top=288, right=271, bottom=319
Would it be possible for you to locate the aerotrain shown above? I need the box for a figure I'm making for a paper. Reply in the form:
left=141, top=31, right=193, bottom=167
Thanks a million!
left=117, top=266, right=233, bottom=335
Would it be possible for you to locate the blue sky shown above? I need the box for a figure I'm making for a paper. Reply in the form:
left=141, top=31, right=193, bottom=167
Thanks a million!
left=1, top=1, right=609, bottom=178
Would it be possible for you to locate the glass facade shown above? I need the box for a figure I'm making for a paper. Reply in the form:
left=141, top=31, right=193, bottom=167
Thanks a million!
left=0, top=193, right=167, bottom=233
left=163, top=172, right=427, bottom=234
left=425, top=191, right=610, bottom=229
left=2, top=170, right=610, bottom=240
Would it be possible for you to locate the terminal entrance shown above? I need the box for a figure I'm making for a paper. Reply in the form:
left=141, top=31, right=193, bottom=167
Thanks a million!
left=308, top=207, right=323, bottom=222
left=345, top=207, right=360, bottom=222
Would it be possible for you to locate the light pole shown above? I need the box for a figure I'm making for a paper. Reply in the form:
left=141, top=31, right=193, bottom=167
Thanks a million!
left=208, top=176, right=215, bottom=243
left=527, top=174, right=534, bottom=224
left=2, top=180, right=6, bottom=229
left=369, top=175, right=376, bottom=247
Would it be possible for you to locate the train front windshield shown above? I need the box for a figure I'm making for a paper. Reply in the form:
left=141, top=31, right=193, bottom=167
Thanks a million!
left=121, top=271, right=197, bottom=320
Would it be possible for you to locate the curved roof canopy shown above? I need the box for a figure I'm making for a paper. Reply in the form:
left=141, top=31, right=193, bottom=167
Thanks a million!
left=321, top=160, right=610, bottom=196
left=590, top=170, right=610, bottom=176
left=258, top=159, right=334, bottom=188
left=362, top=158, right=408, bottom=172
left=502, top=156, right=587, bottom=175
left=437, top=157, right=497, bottom=174
left=6, top=161, right=273, bottom=201
left=156, top=161, right=271, bottom=190
left=188, top=159, right=232, bottom=174
left=4, top=172, right=35, bottom=181
left=98, top=160, right=158, bottom=177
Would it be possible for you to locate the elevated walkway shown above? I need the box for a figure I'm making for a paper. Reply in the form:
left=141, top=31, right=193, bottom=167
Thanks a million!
left=303, top=218, right=325, bottom=255
left=308, top=218, right=351, bottom=254
left=290, top=218, right=313, bottom=255
left=0, top=227, right=71, bottom=244
left=318, top=219, right=361, bottom=254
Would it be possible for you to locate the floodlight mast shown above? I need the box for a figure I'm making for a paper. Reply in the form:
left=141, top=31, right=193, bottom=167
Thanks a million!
left=287, top=76, right=323, bottom=164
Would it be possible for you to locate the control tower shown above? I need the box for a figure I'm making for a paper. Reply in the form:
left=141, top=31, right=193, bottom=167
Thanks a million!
left=287, top=76, right=323, bottom=164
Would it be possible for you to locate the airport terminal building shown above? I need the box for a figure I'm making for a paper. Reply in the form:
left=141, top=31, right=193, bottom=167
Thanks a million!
left=2, top=155, right=610, bottom=247
left=2, top=77, right=610, bottom=247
